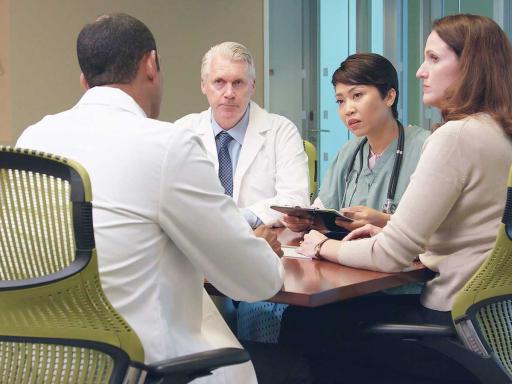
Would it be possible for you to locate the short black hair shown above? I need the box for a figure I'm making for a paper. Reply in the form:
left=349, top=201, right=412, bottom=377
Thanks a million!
left=331, top=53, right=399, bottom=119
left=77, top=13, right=158, bottom=87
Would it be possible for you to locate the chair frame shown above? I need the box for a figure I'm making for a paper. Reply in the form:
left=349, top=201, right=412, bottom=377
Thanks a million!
left=303, top=140, right=317, bottom=201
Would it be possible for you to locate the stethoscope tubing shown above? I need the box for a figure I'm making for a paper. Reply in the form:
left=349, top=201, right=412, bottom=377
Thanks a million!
left=342, top=121, right=405, bottom=213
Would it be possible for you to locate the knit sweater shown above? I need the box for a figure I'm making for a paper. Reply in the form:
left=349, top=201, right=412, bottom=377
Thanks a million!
left=338, top=114, right=512, bottom=311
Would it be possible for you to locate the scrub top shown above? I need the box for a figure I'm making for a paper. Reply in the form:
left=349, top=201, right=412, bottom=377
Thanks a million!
left=319, top=124, right=430, bottom=211
left=238, top=125, right=430, bottom=344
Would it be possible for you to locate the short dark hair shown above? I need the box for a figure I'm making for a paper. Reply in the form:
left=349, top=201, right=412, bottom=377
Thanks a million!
left=331, top=53, right=399, bottom=119
left=77, top=13, right=159, bottom=87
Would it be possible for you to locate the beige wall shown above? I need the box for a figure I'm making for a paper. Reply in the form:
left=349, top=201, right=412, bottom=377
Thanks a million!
left=0, top=0, right=11, bottom=143
left=1, top=0, right=264, bottom=145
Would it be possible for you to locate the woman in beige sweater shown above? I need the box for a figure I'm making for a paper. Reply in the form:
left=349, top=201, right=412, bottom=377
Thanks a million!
left=280, top=14, right=512, bottom=384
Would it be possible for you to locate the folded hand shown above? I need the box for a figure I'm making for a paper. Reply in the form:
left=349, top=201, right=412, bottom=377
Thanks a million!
left=254, top=225, right=283, bottom=257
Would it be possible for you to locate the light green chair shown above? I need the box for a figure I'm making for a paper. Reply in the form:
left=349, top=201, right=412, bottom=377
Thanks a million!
left=0, top=146, right=249, bottom=384
left=303, top=140, right=317, bottom=202
left=370, top=165, right=512, bottom=383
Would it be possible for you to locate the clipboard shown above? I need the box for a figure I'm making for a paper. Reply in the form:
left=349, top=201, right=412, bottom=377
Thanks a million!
left=270, top=205, right=353, bottom=231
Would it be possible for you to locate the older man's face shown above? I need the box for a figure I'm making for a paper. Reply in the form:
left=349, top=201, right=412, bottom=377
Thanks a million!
left=201, top=56, right=255, bottom=130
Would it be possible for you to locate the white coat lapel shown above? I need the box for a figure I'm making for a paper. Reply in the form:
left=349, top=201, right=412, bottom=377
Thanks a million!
left=197, top=109, right=220, bottom=173
left=233, top=103, right=271, bottom=202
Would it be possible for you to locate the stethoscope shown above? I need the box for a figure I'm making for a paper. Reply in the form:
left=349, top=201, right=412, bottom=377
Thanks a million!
left=340, top=121, right=404, bottom=214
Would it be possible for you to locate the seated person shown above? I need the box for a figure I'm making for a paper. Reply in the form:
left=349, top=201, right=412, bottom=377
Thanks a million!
left=280, top=14, right=512, bottom=384
left=284, top=53, right=429, bottom=235
left=175, top=41, right=310, bottom=228
left=175, top=41, right=310, bottom=345
left=17, top=13, right=311, bottom=384
left=243, top=53, right=429, bottom=345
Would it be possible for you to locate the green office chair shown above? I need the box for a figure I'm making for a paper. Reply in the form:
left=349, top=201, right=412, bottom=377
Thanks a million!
left=303, top=140, right=317, bottom=202
left=369, top=165, right=512, bottom=383
left=0, top=146, right=249, bottom=384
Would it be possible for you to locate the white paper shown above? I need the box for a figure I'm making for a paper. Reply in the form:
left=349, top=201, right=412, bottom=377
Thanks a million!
left=282, top=245, right=312, bottom=260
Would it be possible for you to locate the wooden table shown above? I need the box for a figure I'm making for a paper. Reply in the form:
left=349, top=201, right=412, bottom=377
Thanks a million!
left=206, top=228, right=434, bottom=307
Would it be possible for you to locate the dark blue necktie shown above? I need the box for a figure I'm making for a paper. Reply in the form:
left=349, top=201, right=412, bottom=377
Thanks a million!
left=216, top=131, right=234, bottom=196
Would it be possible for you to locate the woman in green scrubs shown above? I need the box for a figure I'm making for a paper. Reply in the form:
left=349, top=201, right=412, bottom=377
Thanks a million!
left=238, top=53, right=429, bottom=345
left=284, top=53, right=429, bottom=233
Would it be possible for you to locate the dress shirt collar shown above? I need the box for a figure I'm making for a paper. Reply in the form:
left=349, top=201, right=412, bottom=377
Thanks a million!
left=74, top=86, right=148, bottom=118
left=211, top=104, right=250, bottom=145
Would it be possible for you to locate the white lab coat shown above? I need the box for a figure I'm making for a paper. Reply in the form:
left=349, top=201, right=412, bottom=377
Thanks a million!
left=17, top=87, right=284, bottom=384
left=175, top=102, right=310, bottom=225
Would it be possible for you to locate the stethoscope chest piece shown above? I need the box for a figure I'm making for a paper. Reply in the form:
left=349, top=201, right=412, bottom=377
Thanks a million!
left=382, top=198, right=397, bottom=214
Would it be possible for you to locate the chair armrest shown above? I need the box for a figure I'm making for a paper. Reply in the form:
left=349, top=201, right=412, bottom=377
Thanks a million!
left=146, top=347, right=250, bottom=381
left=368, top=323, right=455, bottom=337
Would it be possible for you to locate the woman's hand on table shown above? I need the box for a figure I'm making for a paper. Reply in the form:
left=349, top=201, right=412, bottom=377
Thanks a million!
left=296, top=223, right=383, bottom=261
left=335, top=206, right=391, bottom=231
left=296, top=230, right=327, bottom=258
left=343, top=223, right=382, bottom=241
left=296, top=230, right=341, bottom=262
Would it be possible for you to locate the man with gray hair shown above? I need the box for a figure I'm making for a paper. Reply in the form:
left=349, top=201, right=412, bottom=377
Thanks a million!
left=176, top=42, right=309, bottom=229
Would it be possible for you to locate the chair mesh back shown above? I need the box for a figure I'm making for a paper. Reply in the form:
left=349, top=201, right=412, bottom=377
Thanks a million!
left=475, top=302, right=512, bottom=373
left=0, top=148, right=145, bottom=383
left=0, top=341, right=114, bottom=384
left=0, top=168, right=75, bottom=280
left=0, top=264, right=133, bottom=336
left=452, top=166, right=512, bottom=376
left=460, top=225, right=512, bottom=296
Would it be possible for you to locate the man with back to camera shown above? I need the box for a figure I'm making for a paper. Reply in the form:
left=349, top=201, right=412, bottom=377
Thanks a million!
left=175, top=42, right=310, bottom=229
left=16, top=13, right=311, bottom=384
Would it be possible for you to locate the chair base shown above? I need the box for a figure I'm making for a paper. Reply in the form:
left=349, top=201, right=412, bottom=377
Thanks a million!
left=369, top=323, right=512, bottom=384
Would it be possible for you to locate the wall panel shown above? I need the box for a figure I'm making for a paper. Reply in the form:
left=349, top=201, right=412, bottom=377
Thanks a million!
left=5, top=0, right=264, bottom=144
left=0, top=0, right=11, bottom=144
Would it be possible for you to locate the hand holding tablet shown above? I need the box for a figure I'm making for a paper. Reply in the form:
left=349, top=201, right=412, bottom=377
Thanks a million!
left=271, top=205, right=353, bottom=232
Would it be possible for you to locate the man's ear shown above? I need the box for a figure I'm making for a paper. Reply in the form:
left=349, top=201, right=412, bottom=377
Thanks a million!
left=145, top=50, right=159, bottom=82
left=385, top=88, right=397, bottom=107
left=200, top=78, right=207, bottom=95
left=249, top=78, right=256, bottom=96
left=79, top=73, right=90, bottom=90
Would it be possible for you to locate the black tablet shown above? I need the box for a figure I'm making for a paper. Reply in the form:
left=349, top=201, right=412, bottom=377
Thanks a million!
left=271, top=205, right=353, bottom=231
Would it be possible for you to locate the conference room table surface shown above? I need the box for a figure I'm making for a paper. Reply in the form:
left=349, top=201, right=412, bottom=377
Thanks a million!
left=205, top=228, right=435, bottom=307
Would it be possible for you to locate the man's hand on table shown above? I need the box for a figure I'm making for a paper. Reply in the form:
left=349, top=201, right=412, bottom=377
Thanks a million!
left=254, top=225, right=284, bottom=257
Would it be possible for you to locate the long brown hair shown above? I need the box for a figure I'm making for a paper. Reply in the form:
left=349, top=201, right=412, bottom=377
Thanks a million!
left=433, top=14, right=512, bottom=136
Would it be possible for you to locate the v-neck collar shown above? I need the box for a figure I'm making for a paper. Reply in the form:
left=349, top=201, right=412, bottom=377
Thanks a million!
left=362, top=135, right=399, bottom=177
